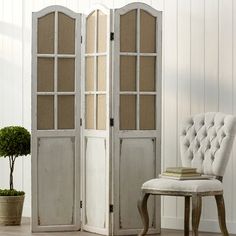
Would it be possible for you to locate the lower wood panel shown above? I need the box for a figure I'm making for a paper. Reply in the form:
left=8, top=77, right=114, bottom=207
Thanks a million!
left=85, top=137, right=106, bottom=228
left=119, top=138, right=156, bottom=229
left=37, top=137, right=75, bottom=226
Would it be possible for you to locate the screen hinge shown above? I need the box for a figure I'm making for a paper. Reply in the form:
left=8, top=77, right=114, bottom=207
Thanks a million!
left=110, top=32, right=114, bottom=41
left=109, top=204, right=114, bottom=213
left=80, top=118, right=82, bottom=126
left=80, top=201, right=83, bottom=208
left=110, top=118, right=114, bottom=127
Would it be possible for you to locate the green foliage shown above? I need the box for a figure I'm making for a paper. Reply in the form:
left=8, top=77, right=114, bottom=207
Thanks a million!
left=0, top=126, right=30, bottom=158
left=0, top=189, right=25, bottom=196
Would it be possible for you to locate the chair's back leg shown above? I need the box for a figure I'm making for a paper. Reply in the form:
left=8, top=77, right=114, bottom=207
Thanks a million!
left=137, top=192, right=150, bottom=236
left=215, top=195, right=229, bottom=236
left=192, top=195, right=202, bottom=236
left=184, top=196, right=190, bottom=236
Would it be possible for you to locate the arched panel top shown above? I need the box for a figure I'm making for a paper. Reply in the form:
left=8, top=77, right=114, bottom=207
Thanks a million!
left=85, top=5, right=111, bottom=55
left=84, top=4, right=111, bottom=17
left=33, top=5, right=81, bottom=55
left=114, top=2, right=161, bottom=17
left=33, top=5, right=79, bottom=19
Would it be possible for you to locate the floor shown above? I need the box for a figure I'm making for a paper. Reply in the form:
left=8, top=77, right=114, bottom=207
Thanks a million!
left=0, top=219, right=235, bottom=236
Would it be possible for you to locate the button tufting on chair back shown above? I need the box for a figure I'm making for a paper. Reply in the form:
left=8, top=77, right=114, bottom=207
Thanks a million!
left=180, top=112, right=236, bottom=176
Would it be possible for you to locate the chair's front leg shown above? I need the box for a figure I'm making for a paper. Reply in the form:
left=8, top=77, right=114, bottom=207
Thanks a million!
left=137, top=192, right=150, bottom=236
left=184, top=196, right=190, bottom=236
left=215, top=194, right=229, bottom=236
left=192, top=194, right=202, bottom=236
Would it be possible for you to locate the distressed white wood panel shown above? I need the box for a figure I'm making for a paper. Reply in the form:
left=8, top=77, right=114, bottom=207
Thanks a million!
left=60, top=1, right=80, bottom=12
left=113, top=0, right=135, bottom=9
left=162, top=0, right=178, bottom=218
left=0, top=0, right=23, bottom=199
left=22, top=0, right=33, bottom=217
left=22, top=157, right=31, bottom=216
left=202, top=0, right=219, bottom=221
left=113, top=0, right=153, bottom=9
left=219, top=0, right=233, bottom=113
left=233, top=0, right=236, bottom=223
left=176, top=0, right=191, bottom=221
left=78, top=0, right=90, bottom=13
left=0, top=0, right=23, bottom=126
left=85, top=137, right=106, bottom=228
left=151, top=0, right=163, bottom=11
left=38, top=137, right=75, bottom=226
left=190, top=0, right=205, bottom=115
left=204, top=0, right=219, bottom=112
left=218, top=0, right=233, bottom=223
left=90, top=0, right=114, bottom=9
left=1, top=0, right=236, bottom=233
left=119, top=138, right=156, bottom=229
left=21, top=0, right=35, bottom=217
left=31, top=5, right=81, bottom=231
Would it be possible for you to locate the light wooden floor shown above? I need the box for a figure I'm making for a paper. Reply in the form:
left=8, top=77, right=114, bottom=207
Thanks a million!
left=0, top=219, right=235, bottom=236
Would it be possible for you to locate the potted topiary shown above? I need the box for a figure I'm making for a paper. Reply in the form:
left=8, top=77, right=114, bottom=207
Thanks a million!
left=0, top=126, right=30, bottom=225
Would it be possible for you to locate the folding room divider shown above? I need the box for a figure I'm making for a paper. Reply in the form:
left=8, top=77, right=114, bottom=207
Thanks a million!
left=32, top=3, right=162, bottom=235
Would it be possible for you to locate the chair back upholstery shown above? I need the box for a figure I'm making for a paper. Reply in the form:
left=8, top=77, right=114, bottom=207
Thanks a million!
left=180, top=112, right=236, bottom=176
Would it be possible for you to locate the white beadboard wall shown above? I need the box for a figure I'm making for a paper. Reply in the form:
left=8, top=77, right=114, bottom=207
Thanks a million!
left=0, top=0, right=236, bottom=233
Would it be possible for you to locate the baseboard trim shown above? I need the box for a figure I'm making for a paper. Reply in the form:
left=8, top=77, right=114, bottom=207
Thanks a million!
left=162, top=217, right=236, bottom=234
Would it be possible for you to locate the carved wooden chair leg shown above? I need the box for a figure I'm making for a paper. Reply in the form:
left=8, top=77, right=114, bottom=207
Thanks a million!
left=215, top=195, right=229, bottom=236
left=184, top=196, right=190, bottom=236
left=191, top=195, right=202, bottom=236
left=137, top=192, right=150, bottom=236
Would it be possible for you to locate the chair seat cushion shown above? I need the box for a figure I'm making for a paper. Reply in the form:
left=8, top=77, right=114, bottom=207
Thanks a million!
left=142, top=178, right=223, bottom=193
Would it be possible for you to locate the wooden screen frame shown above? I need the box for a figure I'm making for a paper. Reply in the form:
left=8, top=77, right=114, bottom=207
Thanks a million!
left=83, top=8, right=109, bottom=131
left=32, top=5, right=81, bottom=232
left=117, top=7, right=159, bottom=131
left=81, top=4, right=112, bottom=236
left=113, top=3, right=162, bottom=235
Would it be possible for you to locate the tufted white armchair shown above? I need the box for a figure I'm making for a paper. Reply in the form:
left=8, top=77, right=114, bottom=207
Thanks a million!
left=138, top=112, right=236, bottom=236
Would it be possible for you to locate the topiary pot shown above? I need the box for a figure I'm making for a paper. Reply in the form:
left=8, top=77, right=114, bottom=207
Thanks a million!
left=0, top=195, right=25, bottom=225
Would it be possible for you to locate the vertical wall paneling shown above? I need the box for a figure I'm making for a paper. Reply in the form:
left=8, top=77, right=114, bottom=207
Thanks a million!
left=1, top=0, right=236, bottom=234
left=162, top=0, right=178, bottom=219
left=202, top=0, right=219, bottom=221
left=219, top=0, right=233, bottom=223
left=22, top=0, right=32, bottom=216
left=0, top=0, right=23, bottom=203
left=204, top=0, right=219, bottom=112
left=176, top=0, right=191, bottom=221
left=113, top=0, right=132, bottom=9
left=151, top=0, right=163, bottom=11
left=190, top=0, right=205, bottom=115
left=233, top=0, right=236, bottom=223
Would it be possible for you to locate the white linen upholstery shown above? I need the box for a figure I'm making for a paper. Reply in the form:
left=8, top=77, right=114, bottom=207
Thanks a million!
left=141, top=113, right=236, bottom=194
left=139, top=113, right=236, bottom=235
left=142, top=178, right=223, bottom=193
left=180, top=112, right=236, bottom=176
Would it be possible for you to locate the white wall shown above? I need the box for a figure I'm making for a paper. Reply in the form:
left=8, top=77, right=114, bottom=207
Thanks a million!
left=0, top=0, right=236, bottom=233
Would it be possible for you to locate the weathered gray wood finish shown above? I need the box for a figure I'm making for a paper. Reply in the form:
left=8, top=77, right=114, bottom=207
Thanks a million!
left=32, top=3, right=162, bottom=235
left=113, top=3, right=162, bottom=235
left=215, top=195, right=229, bottom=236
left=184, top=196, right=190, bottom=236
left=138, top=187, right=229, bottom=236
left=32, top=6, right=81, bottom=232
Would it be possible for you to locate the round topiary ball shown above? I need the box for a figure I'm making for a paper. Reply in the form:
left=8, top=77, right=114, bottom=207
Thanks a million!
left=0, top=126, right=30, bottom=158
